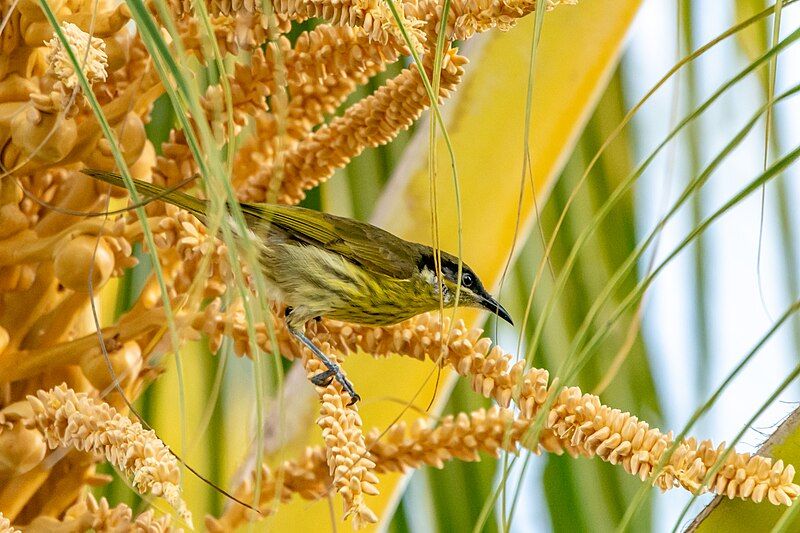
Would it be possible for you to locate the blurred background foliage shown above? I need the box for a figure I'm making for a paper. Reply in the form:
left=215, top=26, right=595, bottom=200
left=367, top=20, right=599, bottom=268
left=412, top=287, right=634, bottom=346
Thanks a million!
left=94, top=0, right=800, bottom=530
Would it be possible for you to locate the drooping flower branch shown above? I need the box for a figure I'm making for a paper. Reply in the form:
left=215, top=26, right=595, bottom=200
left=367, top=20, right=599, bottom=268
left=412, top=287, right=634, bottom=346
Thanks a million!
left=179, top=306, right=800, bottom=528
left=22, top=493, right=175, bottom=532
left=213, top=398, right=799, bottom=530
left=304, top=357, right=380, bottom=527
left=26, top=385, right=193, bottom=528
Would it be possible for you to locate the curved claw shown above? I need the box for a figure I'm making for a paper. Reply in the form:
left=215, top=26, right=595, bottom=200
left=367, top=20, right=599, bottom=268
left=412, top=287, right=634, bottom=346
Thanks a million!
left=347, top=393, right=361, bottom=406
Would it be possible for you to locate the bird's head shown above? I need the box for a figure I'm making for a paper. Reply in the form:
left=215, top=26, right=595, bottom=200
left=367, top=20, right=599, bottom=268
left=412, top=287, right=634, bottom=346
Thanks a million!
left=417, top=250, right=513, bottom=325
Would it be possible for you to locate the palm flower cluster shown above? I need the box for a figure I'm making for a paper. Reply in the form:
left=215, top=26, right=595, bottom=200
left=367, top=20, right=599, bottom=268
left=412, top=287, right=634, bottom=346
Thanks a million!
left=199, top=312, right=800, bottom=529
left=0, top=0, right=796, bottom=529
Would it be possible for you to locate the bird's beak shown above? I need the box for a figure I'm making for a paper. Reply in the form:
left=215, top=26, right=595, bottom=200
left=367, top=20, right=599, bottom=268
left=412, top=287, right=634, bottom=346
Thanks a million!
left=480, top=294, right=514, bottom=326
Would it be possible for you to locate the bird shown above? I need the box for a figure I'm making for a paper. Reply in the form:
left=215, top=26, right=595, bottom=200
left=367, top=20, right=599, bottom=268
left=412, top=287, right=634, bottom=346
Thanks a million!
left=82, top=169, right=513, bottom=404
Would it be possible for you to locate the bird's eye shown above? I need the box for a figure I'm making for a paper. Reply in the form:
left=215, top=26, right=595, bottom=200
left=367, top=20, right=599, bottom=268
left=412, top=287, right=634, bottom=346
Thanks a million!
left=461, top=272, right=474, bottom=287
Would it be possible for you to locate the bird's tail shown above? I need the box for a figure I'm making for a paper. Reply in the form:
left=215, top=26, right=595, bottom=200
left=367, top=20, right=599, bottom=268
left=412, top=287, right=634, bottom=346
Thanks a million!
left=81, top=168, right=207, bottom=218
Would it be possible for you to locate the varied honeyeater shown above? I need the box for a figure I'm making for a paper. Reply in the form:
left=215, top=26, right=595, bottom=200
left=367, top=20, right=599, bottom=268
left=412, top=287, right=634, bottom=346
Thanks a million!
left=82, top=169, right=513, bottom=403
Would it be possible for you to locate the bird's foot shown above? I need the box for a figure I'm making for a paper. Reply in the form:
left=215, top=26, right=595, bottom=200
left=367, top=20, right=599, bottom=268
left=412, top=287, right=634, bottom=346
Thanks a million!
left=310, top=369, right=335, bottom=387
left=288, top=323, right=361, bottom=405
left=310, top=363, right=360, bottom=405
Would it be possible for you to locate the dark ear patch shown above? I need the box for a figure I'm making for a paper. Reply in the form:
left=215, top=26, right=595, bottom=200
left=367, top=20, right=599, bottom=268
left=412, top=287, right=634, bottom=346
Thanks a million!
left=417, top=252, right=436, bottom=275
left=418, top=252, right=459, bottom=282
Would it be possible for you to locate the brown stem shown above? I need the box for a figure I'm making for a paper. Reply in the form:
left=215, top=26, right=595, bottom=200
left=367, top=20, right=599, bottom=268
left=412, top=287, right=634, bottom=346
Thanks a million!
left=1, top=266, right=59, bottom=351
left=0, top=219, right=118, bottom=267
left=0, top=307, right=167, bottom=382
left=0, top=464, right=50, bottom=522
left=21, top=291, right=89, bottom=350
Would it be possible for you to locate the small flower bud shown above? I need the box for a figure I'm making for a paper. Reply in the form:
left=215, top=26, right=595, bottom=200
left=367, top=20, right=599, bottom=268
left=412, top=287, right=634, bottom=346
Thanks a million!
left=80, top=341, right=142, bottom=392
left=10, top=109, right=77, bottom=163
left=0, top=205, right=29, bottom=239
left=83, top=112, right=146, bottom=169
left=0, top=325, right=8, bottom=355
left=0, top=402, right=46, bottom=477
left=53, top=235, right=115, bottom=292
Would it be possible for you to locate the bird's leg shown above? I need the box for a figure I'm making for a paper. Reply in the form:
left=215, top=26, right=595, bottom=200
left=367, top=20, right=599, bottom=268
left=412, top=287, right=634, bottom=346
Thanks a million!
left=285, top=312, right=360, bottom=405
left=290, top=328, right=360, bottom=404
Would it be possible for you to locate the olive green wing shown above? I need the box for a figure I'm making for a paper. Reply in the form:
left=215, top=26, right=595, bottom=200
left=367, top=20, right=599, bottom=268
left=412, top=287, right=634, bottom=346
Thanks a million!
left=240, top=202, right=421, bottom=279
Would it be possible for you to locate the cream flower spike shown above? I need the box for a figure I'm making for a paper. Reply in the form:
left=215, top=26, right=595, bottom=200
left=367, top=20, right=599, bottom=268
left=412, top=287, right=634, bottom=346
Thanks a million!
left=45, top=21, right=108, bottom=103
left=27, top=385, right=193, bottom=529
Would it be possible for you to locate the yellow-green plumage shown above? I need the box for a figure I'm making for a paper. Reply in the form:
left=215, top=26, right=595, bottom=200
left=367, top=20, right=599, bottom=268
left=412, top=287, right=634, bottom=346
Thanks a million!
left=83, top=169, right=512, bottom=402
left=262, top=242, right=439, bottom=326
